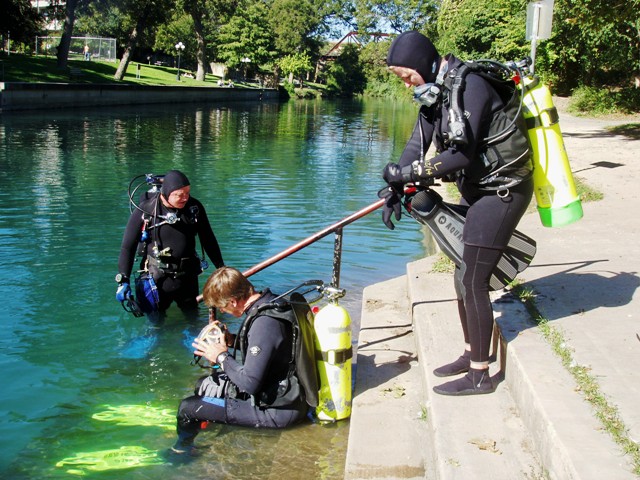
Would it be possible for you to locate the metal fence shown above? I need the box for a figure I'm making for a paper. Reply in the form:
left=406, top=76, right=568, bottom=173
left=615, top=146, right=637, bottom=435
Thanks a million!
left=35, top=36, right=117, bottom=62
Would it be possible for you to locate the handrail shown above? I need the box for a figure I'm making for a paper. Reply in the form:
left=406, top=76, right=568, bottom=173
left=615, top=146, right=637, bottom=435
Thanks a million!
left=196, top=196, right=386, bottom=303
left=243, top=197, right=385, bottom=277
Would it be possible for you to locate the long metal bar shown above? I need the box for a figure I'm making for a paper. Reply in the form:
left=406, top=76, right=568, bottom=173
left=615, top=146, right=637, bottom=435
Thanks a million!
left=243, top=198, right=384, bottom=278
left=196, top=197, right=384, bottom=303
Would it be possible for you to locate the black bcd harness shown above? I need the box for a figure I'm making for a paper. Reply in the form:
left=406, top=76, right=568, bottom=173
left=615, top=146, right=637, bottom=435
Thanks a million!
left=235, top=292, right=319, bottom=408
left=439, top=59, right=534, bottom=191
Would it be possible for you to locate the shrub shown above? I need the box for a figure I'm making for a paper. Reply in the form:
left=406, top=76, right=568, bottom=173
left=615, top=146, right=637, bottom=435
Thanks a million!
left=569, top=86, right=640, bottom=116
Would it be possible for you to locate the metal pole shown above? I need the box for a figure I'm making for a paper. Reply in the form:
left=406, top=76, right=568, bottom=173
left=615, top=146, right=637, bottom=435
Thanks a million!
left=195, top=196, right=385, bottom=302
left=242, top=197, right=384, bottom=278
left=530, top=2, right=541, bottom=74
left=332, top=228, right=343, bottom=288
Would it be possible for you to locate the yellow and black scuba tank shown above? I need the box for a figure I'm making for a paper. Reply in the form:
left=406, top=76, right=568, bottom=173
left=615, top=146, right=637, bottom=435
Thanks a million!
left=520, top=75, right=583, bottom=227
left=313, top=296, right=352, bottom=421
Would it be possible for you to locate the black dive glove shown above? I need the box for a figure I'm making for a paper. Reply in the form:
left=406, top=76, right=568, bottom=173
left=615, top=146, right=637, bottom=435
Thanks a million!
left=380, top=162, right=415, bottom=230
left=380, top=187, right=401, bottom=230
left=383, top=162, right=415, bottom=187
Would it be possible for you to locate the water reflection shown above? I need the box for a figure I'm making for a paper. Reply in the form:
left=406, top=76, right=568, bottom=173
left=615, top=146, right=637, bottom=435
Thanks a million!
left=0, top=98, right=428, bottom=478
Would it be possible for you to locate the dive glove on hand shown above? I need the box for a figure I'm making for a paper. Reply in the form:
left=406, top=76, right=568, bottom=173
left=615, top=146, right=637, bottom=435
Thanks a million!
left=383, top=162, right=415, bottom=189
left=381, top=188, right=402, bottom=230
left=381, top=162, right=413, bottom=230
left=116, top=282, right=131, bottom=303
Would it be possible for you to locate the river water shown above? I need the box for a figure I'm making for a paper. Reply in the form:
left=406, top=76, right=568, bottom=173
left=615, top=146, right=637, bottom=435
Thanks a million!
left=0, top=97, right=429, bottom=479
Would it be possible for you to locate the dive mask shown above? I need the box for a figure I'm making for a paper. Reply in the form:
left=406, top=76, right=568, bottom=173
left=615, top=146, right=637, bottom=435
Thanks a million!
left=413, top=83, right=442, bottom=107
left=191, top=322, right=228, bottom=368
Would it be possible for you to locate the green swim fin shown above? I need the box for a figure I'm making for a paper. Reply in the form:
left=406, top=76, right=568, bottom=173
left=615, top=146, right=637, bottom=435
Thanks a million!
left=92, top=404, right=175, bottom=430
left=56, top=445, right=165, bottom=475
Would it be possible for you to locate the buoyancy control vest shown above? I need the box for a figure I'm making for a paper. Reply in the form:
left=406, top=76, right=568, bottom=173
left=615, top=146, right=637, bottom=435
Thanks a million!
left=236, top=292, right=319, bottom=408
left=136, top=193, right=205, bottom=277
left=441, top=60, right=533, bottom=191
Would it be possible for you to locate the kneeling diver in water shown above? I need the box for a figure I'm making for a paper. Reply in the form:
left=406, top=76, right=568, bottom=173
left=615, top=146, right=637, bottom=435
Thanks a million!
left=173, top=267, right=311, bottom=454
left=116, top=170, right=225, bottom=323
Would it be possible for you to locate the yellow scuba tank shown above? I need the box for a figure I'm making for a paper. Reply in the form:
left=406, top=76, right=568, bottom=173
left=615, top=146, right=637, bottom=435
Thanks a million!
left=314, top=302, right=352, bottom=421
left=521, top=75, right=583, bottom=227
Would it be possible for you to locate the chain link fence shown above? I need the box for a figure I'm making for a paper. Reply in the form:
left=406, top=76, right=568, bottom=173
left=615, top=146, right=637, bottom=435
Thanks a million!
left=35, top=36, right=117, bottom=62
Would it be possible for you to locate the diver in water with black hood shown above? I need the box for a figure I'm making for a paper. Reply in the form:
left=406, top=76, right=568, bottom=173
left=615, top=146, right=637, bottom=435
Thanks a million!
left=116, top=170, right=225, bottom=323
left=382, top=31, right=533, bottom=396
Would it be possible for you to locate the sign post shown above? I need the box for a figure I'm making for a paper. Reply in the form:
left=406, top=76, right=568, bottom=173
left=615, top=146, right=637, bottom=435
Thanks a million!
left=526, top=0, right=554, bottom=73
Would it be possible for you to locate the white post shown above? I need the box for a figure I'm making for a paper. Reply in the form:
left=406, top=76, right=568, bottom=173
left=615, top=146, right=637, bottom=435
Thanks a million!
left=530, top=3, right=540, bottom=74
left=526, top=0, right=555, bottom=75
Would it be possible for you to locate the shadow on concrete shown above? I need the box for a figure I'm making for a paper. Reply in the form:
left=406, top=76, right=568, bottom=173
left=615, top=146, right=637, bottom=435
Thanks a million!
left=354, top=323, right=418, bottom=394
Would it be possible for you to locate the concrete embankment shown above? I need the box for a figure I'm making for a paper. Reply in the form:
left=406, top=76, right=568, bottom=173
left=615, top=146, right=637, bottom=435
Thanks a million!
left=345, top=110, right=640, bottom=478
left=0, top=82, right=280, bottom=112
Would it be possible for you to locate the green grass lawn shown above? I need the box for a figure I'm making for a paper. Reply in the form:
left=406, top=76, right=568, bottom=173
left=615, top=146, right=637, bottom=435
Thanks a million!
left=0, top=52, right=254, bottom=88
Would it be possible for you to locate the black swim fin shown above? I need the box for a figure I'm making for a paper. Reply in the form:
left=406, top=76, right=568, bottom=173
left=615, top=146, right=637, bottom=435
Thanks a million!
left=407, top=189, right=536, bottom=291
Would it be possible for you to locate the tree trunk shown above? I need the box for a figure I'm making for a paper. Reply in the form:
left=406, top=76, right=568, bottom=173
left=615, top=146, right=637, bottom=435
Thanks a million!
left=56, top=0, right=80, bottom=69
left=192, top=15, right=207, bottom=81
left=114, top=21, right=142, bottom=81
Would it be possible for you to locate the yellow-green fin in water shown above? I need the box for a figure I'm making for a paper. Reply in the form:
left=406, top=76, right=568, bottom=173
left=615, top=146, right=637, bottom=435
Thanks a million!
left=56, top=445, right=165, bottom=475
left=92, top=404, right=175, bottom=430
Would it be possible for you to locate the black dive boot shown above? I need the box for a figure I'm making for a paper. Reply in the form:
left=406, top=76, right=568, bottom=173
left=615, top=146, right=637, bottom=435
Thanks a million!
left=433, top=367, right=495, bottom=396
left=433, top=350, right=471, bottom=377
left=171, top=418, right=202, bottom=456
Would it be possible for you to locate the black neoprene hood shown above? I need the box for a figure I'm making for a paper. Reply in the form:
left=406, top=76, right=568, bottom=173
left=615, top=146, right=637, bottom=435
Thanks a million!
left=386, top=31, right=440, bottom=84
left=161, top=170, right=190, bottom=197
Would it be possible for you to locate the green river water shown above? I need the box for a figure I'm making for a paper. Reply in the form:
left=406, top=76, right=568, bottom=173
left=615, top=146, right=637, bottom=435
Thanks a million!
left=0, top=97, right=429, bottom=479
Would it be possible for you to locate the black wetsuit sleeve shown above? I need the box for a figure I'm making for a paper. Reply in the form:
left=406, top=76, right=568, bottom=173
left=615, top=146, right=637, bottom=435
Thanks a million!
left=420, top=74, right=496, bottom=179
left=194, top=200, right=224, bottom=269
left=117, top=210, right=144, bottom=279
left=398, top=106, right=435, bottom=168
left=223, top=315, right=286, bottom=395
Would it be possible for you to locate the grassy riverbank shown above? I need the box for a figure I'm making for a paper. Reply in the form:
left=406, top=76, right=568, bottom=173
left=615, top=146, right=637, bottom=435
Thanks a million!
left=0, top=53, right=255, bottom=88
left=0, top=53, right=331, bottom=98
left=2, top=52, right=638, bottom=120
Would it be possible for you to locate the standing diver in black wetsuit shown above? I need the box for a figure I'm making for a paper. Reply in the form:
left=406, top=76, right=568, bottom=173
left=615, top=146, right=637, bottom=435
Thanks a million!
left=116, top=170, right=225, bottom=323
left=382, top=32, right=533, bottom=396
left=172, top=267, right=308, bottom=454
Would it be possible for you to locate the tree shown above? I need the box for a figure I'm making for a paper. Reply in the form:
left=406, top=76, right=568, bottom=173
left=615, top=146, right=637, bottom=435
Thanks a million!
left=154, top=14, right=195, bottom=65
left=1, top=0, right=45, bottom=46
left=75, top=0, right=131, bottom=52
left=536, top=0, right=640, bottom=91
left=114, top=0, right=174, bottom=80
left=369, top=0, right=438, bottom=33
left=436, top=0, right=528, bottom=62
left=269, top=0, right=319, bottom=54
left=180, top=0, right=238, bottom=81
left=323, top=43, right=366, bottom=96
left=56, top=0, right=81, bottom=68
left=435, top=0, right=640, bottom=95
left=217, top=0, right=277, bottom=72
left=278, top=52, right=313, bottom=85
left=268, top=0, right=345, bottom=58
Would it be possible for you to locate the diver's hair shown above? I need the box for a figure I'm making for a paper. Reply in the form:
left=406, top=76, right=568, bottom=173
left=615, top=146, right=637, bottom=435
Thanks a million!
left=202, top=266, right=255, bottom=308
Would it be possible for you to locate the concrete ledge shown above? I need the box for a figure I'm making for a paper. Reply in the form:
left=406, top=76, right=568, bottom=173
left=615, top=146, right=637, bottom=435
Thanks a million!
left=0, top=82, right=280, bottom=112
left=345, top=275, right=430, bottom=480
left=492, top=291, right=637, bottom=479
left=407, top=258, right=542, bottom=480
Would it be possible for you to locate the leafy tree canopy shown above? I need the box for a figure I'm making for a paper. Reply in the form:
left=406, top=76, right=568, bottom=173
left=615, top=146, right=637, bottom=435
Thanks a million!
left=2, top=0, right=45, bottom=45
left=217, top=0, right=277, bottom=68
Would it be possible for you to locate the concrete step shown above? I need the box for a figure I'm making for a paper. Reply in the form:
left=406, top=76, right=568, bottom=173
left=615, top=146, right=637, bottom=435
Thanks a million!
left=407, top=257, right=636, bottom=480
left=407, top=258, right=543, bottom=480
left=346, top=255, right=636, bottom=479
left=344, top=275, right=431, bottom=479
